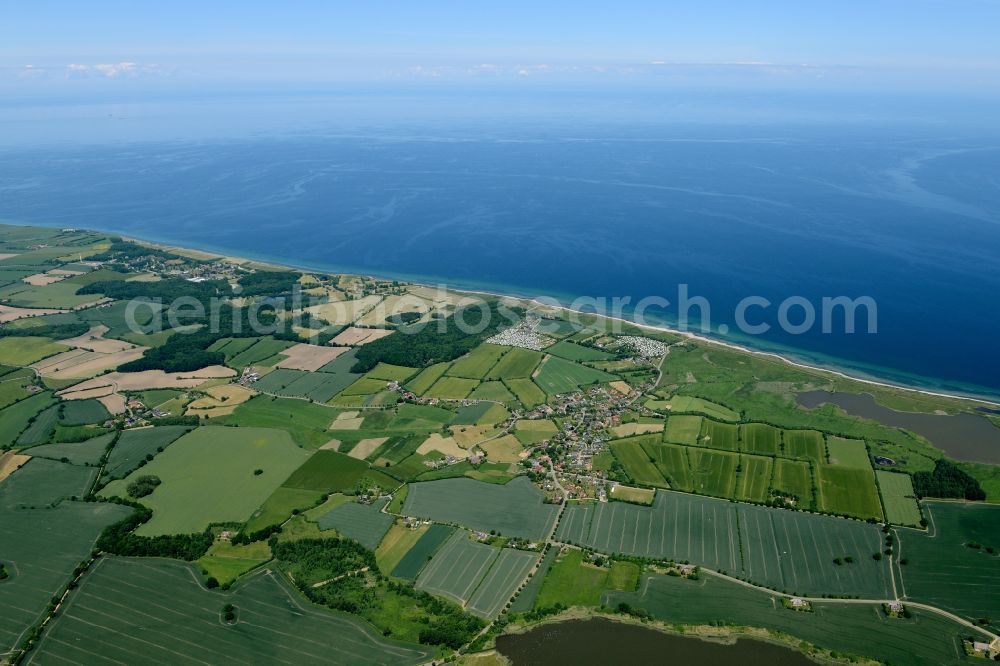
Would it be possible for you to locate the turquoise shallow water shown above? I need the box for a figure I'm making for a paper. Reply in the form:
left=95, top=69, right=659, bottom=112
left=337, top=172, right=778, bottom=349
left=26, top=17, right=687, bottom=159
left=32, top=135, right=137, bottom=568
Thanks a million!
left=0, top=92, right=998, bottom=398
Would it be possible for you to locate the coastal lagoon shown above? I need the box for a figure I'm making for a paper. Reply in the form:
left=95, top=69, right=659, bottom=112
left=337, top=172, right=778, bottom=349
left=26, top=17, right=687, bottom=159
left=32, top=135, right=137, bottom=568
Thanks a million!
left=798, top=390, right=1000, bottom=464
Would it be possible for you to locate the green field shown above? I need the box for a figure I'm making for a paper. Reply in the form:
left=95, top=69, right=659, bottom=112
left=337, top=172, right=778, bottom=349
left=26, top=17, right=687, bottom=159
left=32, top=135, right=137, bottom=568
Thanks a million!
left=23, top=432, right=115, bottom=466
left=415, top=531, right=500, bottom=606
left=375, top=521, right=425, bottom=572
left=60, top=398, right=111, bottom=426
left=486, top=347, right=543, bottom=379
left=0, top=369, right=33, bottom=409
left=610, top=437, right=668, bottom=487
left=286, top=370, right=359, bottom=402
left=467, top=380, right=517, bottom=404
left=403, top=476, right=558, bottom=541
left=415, top=530, right=537, bottom=618
left=817, top=464, right=884, bottom=520
left=653, top=395, right=739, bottom=421
left=365, top=362, right=418, bottom=382
left=510, top=547, right=557, bottom=613
left=424, top=376, right=479, bottom=399
left=0, top=502, right=133, bottom=656
left=450, top=401, right=508, bottom=426
left=226, top=336, right=295, bottom=368
left=736, top=454, right=773, bottom=502
left=876, top=470, right=922, bottom=526
left=556, top=490, right=892, bottom=597
left=783, top=429, right=826, bottom=462
left=532, top=356, right=615, bottom=395
left=0, top=392, right=56, bottom=448
left=0, top=457, right=96, bottom=507
left=244, top=486, right=325, bottom=532
left=534, top=548, right=639, bottom=609
left=826, top=436, right=871, bottom=468
left=739, top=423, right=780, bottom=455
left=100, top=426, right=310, bottom=535
left=687, top=447, right=738, bottom=498
left=387, top=403, right=456, bottom=429
left=465, top=547, right=539, bottom=618
left=337, top=376, right=389, bottom=396
left=505, top=378, right=547, bottom=408
left=0, top=454, right=132, bottom=656
left=0, top=336, right=66, bottom=366
left=737, top=501, right=889, bottom=596
left=404, top=362, right=449, bottom=395
left=15, top=404, right=60, bottom=447
left=446, top=344, right=506, bottom=379
left=195, top=539, right=271, bottom=584
left=210, top=336, right=257, bottom=357
left=898, top=501, right=1000, bottom=625
left=103, top=425, right=190, bottom=479
left=218, top=395, right=340, bottom=448
left=369, top=434, right=424, bottom=466
left=605, top=572, right=983, bottom=666
left=544, top=340, right=613, bottom=362
left=27, top=557, right=435, bottom=665
left=282, top=450, right=399, bottom=493
left=643, top=442, right=692, bottom=491
left=316, top=499, right=394, bottom=550
left=513, top=418, right=558, bottom=445
left=136, top=389, right=183, bottom=409
left=4, top=279, right=107, bottom=308
left=699, top=420, right=738, bottom=451
left=556, top=492, right=739, bottom=573
left=391, top=524, right=456, bottom=579
left=663, top=415, right=702, bottom=445
left=771, top=458, right=814, bottom=509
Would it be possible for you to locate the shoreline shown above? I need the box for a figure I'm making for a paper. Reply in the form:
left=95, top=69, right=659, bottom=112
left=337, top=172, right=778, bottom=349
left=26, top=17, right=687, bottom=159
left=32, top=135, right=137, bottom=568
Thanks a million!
left=2, top=218, right=992, bottom=408
left=119, top=232, right=1000, bottom=410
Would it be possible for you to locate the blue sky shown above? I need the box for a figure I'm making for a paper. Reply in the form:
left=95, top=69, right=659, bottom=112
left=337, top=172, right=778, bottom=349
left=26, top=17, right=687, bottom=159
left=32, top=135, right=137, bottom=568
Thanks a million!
left=2, top=1, right=999, bottom=94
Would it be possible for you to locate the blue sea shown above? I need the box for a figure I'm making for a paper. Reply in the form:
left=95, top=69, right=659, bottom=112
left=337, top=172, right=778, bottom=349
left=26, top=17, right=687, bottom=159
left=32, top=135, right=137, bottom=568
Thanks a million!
left=0, top=89, right=998, bottom=398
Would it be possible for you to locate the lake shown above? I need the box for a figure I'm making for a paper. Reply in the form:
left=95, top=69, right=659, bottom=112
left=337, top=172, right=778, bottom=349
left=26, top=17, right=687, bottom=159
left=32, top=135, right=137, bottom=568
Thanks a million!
left=797, top=390, right=1000, bottom=464
left=495, top=617, right=815, bottom=665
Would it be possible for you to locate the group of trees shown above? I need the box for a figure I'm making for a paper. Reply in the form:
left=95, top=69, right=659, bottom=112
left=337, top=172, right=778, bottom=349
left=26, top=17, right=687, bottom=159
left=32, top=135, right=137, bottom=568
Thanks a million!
left=271, top=537, right=376, bottom=583
left=119, top=328, right=225, bottom=373
left=912, top=459, right=986, bottom=500
left=78, top=277, right=226, bottom=307
left=118, top=299, right=309, bottom=373
left=126, top=475, right=161, bottom=498
left=236, top=270, right=302, bottom=297
left=0, top=320, right=91, bottom=340
left=88, top=239, right=183, bottom=265
left=351, top=301, right=519, bottom=372
left=271, top=537, right=483, bottom=649
left=95, top=502, right=213, bottom=561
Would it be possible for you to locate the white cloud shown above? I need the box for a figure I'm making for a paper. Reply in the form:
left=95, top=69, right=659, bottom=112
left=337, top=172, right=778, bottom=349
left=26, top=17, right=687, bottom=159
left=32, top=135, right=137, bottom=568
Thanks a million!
left=65, top=61, right=162, bottom=78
